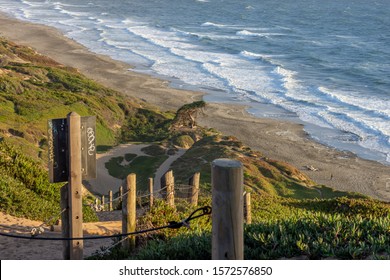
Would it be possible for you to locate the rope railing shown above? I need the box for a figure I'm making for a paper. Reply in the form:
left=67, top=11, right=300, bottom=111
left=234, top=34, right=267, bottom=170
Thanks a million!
left=94, top=187, right=195, bottom=211
left=0, top=206, right=212, bottom=241
left=88, top=184, right=171, bottom=211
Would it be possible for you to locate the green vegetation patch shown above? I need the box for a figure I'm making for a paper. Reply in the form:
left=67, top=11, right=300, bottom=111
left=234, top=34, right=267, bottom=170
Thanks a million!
left=120, top=108, right=172, bottom=142
left=173, top=135, right=194, bottom=148
left=141, top=144, right=167, bottom=156
left=124, top=153, right=137, bottom=162
left=0, top=139, right=97, bottom=222
left=105, top=154, right=168, bottom=191
left=90, top=194, right=390, bottom=260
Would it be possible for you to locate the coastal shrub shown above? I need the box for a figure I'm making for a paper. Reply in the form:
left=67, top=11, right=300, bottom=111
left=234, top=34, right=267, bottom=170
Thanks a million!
left=120, top=108, right=171, bottom=142
left=282, top=197, right=390, bottom=218
left=244, top=213, right=390, bottom=259
left=132, top=232, right=211, bottom=260
left=171, top=101, right=206, bottom=129
left=0, top=139, right=58, bottom=198
left=0, top=139, right=97, bottom=222
left=92, top=196, right=390, bottom=260
left=173, top=135, right=194, bottom=148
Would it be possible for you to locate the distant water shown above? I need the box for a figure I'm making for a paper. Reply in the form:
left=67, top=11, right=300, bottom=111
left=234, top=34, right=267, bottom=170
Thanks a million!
left=1, top=0, right=390, bottom=164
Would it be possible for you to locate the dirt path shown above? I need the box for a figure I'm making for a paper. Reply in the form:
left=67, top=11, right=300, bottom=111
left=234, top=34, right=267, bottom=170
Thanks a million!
left=153, top=148, right=187, bottom=191
left=0, top=211, right=121, bottom=260
left=87, top=144, right=188, bottom=196
left=87, top=143, right=150, bottom=195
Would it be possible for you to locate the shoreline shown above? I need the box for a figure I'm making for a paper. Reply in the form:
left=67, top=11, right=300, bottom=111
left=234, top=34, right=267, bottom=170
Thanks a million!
left=1, top=13, right=390, bottom=201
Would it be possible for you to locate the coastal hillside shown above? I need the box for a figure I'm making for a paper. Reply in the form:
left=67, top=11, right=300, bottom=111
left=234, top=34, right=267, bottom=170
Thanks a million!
left=1, top=37, right=140, bottom=159
left=1, top=37, right=389, bottom=260
left=0, top=37, right=335, bottom=220
left=0, top=37, right=168, bottom=221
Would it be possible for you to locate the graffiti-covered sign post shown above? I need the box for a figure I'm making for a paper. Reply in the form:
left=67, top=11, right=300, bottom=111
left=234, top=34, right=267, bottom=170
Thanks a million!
left=48, top=112, right=96, bottom=260
left=48, top=116, right=96, bottom=183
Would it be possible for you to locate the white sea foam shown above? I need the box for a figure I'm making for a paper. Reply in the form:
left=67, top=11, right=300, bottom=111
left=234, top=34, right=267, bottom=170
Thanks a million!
left=201, top=22, right=245, bottom=29
left=237, top=30, right=265, bottom=37
left=21, top=0, right=45, bottom=7
left=237, top=30, right=285, bottom=37
left=201, top=22, right=227, bottom=27
left=239, top=50, right=264, bottom=60
left=318, top=87, right=390, bottom=118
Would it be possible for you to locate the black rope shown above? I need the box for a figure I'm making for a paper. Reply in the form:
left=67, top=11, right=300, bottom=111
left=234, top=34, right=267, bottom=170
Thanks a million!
left=0, top=206, right=212, bottom=241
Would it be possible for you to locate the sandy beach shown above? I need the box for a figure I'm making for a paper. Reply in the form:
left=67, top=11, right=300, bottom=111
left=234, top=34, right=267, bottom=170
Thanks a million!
left=1, top=13, right=390, bottom=202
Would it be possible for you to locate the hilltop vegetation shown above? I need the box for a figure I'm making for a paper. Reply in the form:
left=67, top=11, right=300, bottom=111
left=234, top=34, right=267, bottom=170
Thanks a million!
left=0, top=37, right=168, bottom=221
left=1, top=37, right=389, bottom=260
left=0, top=37, right=171, bottom=159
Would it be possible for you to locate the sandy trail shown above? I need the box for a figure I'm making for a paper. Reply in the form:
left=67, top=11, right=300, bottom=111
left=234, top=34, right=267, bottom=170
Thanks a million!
left=153, top=148, right=187, bottom=192
left=0, top=212, right=121, bottom=260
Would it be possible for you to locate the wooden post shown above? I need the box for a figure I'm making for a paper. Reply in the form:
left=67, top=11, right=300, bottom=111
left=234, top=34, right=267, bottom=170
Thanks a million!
left=109, top=190, right=113, bottom=211
left=162, top=170, right=175, bottom=207
left=95, top=198, right=99, bottom=211
left=189, top=172, right=200, bottom=206
left=149, top=178, right=154, bottom=208
left=119, top=186, right=123, bottom=206
left=67, top=112, right=83, bottom=260
left=212, top=159, right=243, bottom=260
left=101, top=195, right=105, bottom=211
left=61, top=184, right=70, bottom=260
left=122, top=173, right=136, bottom=251
left=244, top=192, right=252, bottom=225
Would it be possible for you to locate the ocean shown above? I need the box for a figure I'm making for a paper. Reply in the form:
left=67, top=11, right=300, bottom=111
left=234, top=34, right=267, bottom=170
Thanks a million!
left=1, top=0, right=389, bottom=164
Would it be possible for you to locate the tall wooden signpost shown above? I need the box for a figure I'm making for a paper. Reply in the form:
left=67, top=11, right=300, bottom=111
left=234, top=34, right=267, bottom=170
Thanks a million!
left=48, top=112, right=96, bottom=260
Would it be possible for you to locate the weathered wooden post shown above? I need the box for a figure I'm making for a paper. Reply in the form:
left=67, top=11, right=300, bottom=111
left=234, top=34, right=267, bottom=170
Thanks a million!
left=119, top=186, right=123, bottom=206
left=161, top=170, right=175, bottom=207
left=49, top=112, right=96, bottom=260
left=61, top=184, right=70, bottom=260
left=244, top=192, right=252, bottom=225
left=109, top=190, right=113, bottom=211
left=189, top=172, right=200, bottom=206
left=95, top=198, right=99, bottom=211
left=67, top=112, right=83, bottom=260
left=212, top=159, right=244, bottom=260
left=149, top=178, right=154, bottom=208
left=101, top=195, right=105, bottom=211
left=122, top=174, right=136, bottom=251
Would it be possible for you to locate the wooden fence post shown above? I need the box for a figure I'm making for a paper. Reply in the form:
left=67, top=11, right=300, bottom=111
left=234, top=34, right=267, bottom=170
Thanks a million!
left=61, top=184, right=70, bottom=260
left=149, top=178, right=154, bottom=208
left=189, top=172, right=200, bottom=206
left=122, top=173, right=136, bottom=251
left=212, top=159, right=243, bottom=260
left=244, top=192, right=252, bottom=225
left=67, top=112, right=83, bottom=260
left=101, top=195, right=105, bottom=211
left=161, top=170, right=175, bottom=207
left=119, top=186, right=123, bottom=206
left=109, top=190, right=113, bottom=211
